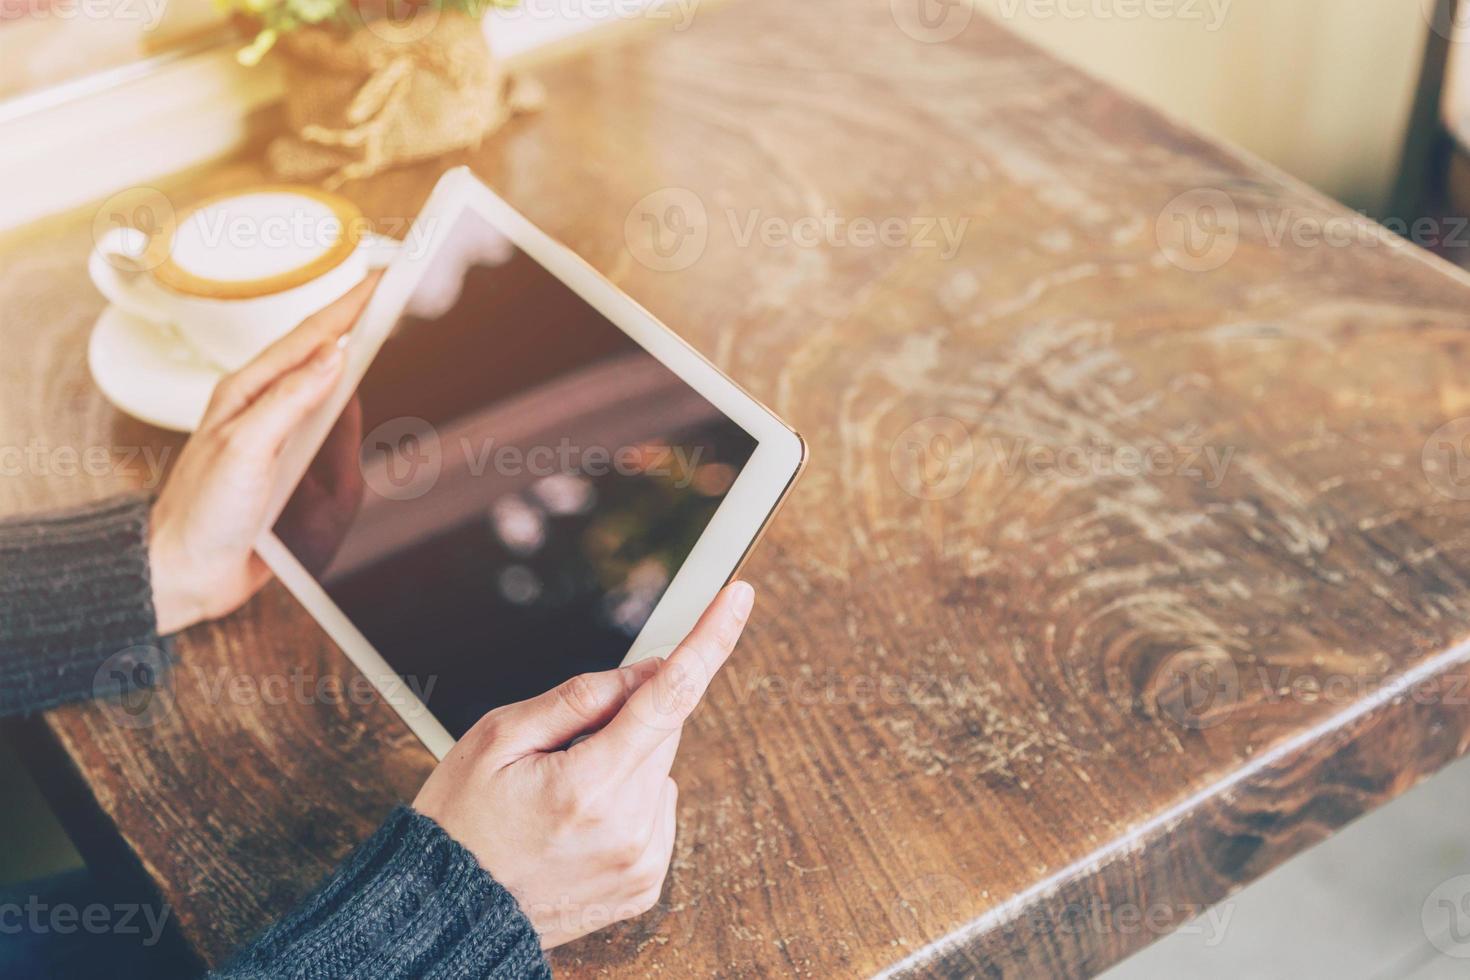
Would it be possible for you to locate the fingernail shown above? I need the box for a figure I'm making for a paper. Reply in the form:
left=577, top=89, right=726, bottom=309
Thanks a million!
left=313, top=342, right=344, bottom=373
left=335, top=333, right=351, bottom=351
left=729, top=581, right=755, bottom=620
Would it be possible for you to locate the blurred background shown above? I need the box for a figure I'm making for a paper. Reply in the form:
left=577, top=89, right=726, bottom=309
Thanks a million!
left=973, top=0, right=1433, bottom=215
left=5, top=0, right=1469, bottom=225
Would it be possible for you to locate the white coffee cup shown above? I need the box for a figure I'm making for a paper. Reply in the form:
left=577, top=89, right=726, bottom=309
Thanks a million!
left=89, top=185, right=396, bottom=372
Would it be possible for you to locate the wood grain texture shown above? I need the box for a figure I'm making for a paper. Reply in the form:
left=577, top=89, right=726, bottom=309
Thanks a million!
left=6, top=0, right=1470, bottom=976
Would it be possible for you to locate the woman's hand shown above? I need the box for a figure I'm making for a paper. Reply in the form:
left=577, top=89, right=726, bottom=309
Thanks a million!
left=149, top=274, right=380, bottom=635
left=413, top=581, right=756, bottom=949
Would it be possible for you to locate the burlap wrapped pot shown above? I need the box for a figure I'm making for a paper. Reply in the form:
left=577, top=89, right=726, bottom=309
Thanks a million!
left=266, top=10, right=541, bottom=187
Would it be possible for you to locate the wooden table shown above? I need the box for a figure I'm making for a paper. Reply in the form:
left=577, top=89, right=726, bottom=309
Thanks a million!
left=6, top=0, right=1470, bottom=975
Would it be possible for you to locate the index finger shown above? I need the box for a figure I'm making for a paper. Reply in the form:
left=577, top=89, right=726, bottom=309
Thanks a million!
left=573, top=581, right=754, bottom=778
left=202, top=271, right=382, bottom=429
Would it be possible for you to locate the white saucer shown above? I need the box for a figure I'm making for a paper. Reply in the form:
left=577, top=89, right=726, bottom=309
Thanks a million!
left=87, top=233, right=399, bottom=432
left=88, top=304, right=221, bottom=432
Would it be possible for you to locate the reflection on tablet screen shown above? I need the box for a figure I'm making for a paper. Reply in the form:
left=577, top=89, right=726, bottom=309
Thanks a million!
left=273, top=211, right=757, bottom=738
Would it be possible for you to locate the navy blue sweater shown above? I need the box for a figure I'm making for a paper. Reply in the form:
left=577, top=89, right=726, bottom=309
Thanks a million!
left=0, top=495, right=551, bottom=979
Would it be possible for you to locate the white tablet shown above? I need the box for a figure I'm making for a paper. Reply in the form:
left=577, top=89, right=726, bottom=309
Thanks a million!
left=256, top=168, right=805, bottom=758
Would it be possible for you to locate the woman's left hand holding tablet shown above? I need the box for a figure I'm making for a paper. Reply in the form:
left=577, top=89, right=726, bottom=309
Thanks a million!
left=148, top=272, right=380, bottom=634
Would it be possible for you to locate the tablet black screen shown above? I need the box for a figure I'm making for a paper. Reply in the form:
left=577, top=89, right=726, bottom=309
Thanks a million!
left=273, top=210, right=756, bottom=738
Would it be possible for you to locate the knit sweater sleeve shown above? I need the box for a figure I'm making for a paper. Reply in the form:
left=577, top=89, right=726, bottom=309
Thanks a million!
left=214, top=805, right=551, bottom=980
left=1, top=498, right=549, bottom=977
left=0, top=494, right=167, bottom=718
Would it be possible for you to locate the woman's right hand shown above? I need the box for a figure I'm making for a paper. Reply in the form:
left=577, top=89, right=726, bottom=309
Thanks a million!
left=413, top=581, right=755, bottom=949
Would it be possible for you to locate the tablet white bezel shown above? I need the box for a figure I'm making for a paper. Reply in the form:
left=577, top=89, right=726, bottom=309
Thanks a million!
left=257, top=167, right=805, bottom=760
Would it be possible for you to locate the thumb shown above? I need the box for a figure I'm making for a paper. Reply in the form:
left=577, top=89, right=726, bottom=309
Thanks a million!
left=490, top=658, right=663, bottom=755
